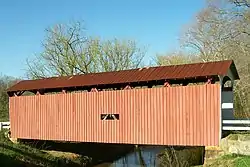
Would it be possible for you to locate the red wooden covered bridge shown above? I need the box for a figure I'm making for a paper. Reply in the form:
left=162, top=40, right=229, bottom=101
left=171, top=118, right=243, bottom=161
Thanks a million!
left=7, top=60, right=239, bottom=146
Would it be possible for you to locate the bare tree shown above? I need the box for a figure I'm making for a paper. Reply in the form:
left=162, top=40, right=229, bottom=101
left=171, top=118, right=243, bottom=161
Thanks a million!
left=26, top=21, right=146, bottom=79
left=100, top=39, right=145, bottom=71
left=179, top=0, right=250, bottom=117
left=232, top=0, right=250, bottom=8
left=0, top=75, right=18, bottom=121
left=155, top=0, right=250, bottom=117
left=155, top=51, right=199, bottom=66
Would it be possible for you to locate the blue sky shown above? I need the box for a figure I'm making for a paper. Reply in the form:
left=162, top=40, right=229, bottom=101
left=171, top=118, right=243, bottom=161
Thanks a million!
left=0, top=0, right=205, bottom=78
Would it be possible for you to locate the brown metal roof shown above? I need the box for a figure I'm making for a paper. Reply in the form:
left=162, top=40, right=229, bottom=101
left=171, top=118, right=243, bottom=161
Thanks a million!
left=7, top=60, right=239, bottom=93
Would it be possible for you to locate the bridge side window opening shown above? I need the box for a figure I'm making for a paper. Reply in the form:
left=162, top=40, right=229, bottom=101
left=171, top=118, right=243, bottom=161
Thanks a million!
left=222, top=76, right=233, bottom=91
left=101, top=114, right=119, bottom=120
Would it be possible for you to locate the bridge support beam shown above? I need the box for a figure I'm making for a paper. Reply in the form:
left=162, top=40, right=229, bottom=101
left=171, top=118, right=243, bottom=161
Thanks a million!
left=206, top=78, right=215, bottom=84
left=62, top=89, right=67, bottom=93
left=164, top=82, right=171, bottom=87
left=124, top=85, right=132, bottom=89
left=91, top=88, right=98, bottom=92
left=36, top=90, right=44, bottom=95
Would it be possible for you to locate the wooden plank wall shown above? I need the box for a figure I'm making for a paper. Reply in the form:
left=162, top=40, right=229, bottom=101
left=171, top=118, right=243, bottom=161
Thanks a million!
left=9, top=84, right=220, bottom=146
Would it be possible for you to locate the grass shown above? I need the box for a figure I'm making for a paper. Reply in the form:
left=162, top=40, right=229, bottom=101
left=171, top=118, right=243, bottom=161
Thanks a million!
left=0, top=130, right=90, bottom=167
left=194, top=154, right=250, bottom=167
left=236, top=155, right=250, bottom=167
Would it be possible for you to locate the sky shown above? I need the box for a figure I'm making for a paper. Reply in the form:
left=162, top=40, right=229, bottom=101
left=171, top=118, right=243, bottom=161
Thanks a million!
left=0, top=0, right=205, bottom=78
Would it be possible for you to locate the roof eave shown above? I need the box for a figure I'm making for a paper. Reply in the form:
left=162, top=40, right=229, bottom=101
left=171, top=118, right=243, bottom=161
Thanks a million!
left=230, top=61, right=240, bottom=80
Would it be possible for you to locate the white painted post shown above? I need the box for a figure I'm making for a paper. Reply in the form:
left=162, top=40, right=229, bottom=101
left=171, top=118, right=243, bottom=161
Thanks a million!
left=219, top=75, right=223, bottom=140
left=0, top=122, right=2, bottom=131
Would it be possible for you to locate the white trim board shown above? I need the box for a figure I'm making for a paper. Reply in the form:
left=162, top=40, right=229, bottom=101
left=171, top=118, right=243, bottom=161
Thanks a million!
left=223, top=120, right=250, bottom=124
left=222, top=103, right=233, bottom=109
left=223, top=126, right=250, bottom=131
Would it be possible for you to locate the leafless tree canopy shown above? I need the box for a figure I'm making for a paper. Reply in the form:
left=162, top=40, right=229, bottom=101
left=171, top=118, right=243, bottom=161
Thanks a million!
left=156, top=0, right=250, bottom=117
left=0, top=76, right=18, bottom=121
left=26, top=21, right=146, bottom=79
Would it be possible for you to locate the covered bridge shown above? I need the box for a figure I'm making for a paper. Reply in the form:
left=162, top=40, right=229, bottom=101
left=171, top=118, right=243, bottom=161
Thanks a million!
left=7, top=60, right=239, bottom=146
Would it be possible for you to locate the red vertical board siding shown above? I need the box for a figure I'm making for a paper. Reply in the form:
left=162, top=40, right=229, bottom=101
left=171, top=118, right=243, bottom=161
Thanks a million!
left=9, top=84, right=221, bottom=146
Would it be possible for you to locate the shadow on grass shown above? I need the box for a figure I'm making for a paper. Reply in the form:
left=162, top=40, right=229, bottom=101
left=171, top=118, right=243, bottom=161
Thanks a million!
left=20, top=139, right=134, bottom=166
left=0, top=153, right=26, bottom=167
left=0, top=143, right=86, bottom=167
